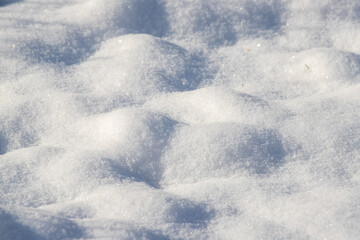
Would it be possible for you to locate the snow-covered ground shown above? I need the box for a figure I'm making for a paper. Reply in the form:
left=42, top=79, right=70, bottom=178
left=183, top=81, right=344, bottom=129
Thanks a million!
left=1, top=0, right=360, bottom=239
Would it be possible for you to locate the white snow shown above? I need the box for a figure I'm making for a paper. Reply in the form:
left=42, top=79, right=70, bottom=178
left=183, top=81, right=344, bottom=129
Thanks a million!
left=0, top=0, right=360, bottom=239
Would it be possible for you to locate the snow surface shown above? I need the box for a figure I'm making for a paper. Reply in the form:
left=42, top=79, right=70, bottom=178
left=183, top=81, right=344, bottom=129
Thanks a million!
left=0, top=0, right=360, bottom=239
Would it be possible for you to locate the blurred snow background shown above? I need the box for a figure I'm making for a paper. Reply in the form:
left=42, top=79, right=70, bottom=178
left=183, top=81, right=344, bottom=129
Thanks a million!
left=0, top=0, right=360, bottom=239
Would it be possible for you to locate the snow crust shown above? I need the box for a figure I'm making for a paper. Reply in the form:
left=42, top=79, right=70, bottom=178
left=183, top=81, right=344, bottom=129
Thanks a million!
left=0, top=0, right=360, bottom=239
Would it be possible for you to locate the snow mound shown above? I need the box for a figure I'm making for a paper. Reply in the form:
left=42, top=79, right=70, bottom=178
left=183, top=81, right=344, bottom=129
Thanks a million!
left=0, top=0, right=359, bottom=239
left=73, top=34, right=201, bottom=102
left=161, top=123, right=286, bottom=185
left=144, top=86, right=284, bottom=125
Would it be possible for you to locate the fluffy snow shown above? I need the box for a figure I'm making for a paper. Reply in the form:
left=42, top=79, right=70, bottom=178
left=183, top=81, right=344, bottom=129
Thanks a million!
left=0, top=0, right=360, bottom=239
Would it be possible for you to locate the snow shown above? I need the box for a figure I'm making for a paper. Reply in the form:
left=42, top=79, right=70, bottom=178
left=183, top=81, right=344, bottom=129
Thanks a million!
left=0, top=0, right=360, bottom=239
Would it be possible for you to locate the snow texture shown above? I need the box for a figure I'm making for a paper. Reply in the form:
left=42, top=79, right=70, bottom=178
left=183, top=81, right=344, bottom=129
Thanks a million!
left=0, top=0, right=360, bottom=239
